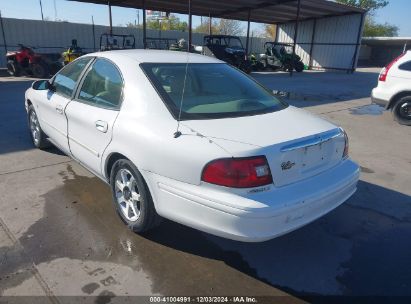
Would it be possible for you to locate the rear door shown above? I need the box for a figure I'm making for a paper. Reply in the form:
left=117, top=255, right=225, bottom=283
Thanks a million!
left=65, top=58, right=123, bottom=176
left=34, top=57, right=92, bottom=153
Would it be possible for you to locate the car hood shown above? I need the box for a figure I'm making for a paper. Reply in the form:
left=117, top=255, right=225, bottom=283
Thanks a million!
left=182, top=106, right=337, bottom=152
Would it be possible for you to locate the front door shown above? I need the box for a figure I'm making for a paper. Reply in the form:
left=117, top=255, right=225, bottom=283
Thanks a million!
left=65, top=58, right=123, bottom=176
left=35, top=57, right=93, bottom=153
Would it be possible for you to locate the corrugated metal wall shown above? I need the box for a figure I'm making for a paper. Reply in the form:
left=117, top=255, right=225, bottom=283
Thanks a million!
left=277, top=14, right=363, bottom=71
left=276, top=19, right=314, bottom=66
left=0, top=17, right=269, bottom=67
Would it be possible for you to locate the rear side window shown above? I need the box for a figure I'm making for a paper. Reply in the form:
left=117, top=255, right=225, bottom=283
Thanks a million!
left=53, top=57, right=92, bottom=97
left=398, top=61, right=411, bottom=71
left=78, top=58, right=123, bottom=109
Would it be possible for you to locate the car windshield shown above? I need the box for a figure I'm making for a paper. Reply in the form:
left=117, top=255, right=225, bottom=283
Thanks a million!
left=141, top=63, right=287, bottom=120
left=226, top=38, right=243, bottom=48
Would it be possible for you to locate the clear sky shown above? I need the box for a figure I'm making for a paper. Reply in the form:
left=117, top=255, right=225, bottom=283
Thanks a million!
left=0, top=0, right=410, bottom=36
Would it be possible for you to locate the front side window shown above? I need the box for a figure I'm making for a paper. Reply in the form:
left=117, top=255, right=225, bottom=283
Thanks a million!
left=78, top=58, right=123, bottom=109
left=141, top=63, right=287, bottom=120
left=53, top=57, right=92, bottom=97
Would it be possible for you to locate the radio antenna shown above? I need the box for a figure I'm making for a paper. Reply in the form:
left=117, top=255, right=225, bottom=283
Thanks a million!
left=174, top=0, right=191, bottom=139
left=173, top=43, right=190, bottom=138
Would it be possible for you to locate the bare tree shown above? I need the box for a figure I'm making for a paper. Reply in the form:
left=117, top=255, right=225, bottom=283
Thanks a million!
left=216, top=19, right=243, bottom=36
left=193, top=18, right=218, bottom=34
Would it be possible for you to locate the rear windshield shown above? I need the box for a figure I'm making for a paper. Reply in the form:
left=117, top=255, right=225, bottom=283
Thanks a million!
left=141, top=63, right=287, bottom=120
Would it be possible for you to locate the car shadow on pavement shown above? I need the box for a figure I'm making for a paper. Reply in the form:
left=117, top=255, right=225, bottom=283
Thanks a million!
left=142, top=179, right=411, bottom=300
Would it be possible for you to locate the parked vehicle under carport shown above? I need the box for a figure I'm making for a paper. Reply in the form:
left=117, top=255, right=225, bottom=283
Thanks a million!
left=6, top=44, right=62, bottom=78
left=100, top=33, right=136, bottom=51
left=258, top=42, right=305, bottom=72
left=202, top=35, right=252, bottom=74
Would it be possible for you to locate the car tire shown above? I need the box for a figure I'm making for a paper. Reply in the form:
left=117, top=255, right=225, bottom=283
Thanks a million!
left=27, top=105, right=50, bottom=149
left=295, top=61, right=304, bottom=72
left=110, top=159, right=161, bottom=233
left=282, top=63, right=292, bottom=72
left=7, top=60, right=21, bottom=76
left=392, top=96, right=411, bottom=126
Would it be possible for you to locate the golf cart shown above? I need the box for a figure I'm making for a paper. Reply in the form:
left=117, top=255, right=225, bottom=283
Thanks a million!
left=202, top=35, right=252, bottom=73
left=168, top=38, right=202, bottom=53
left=100, top=33, right=136, bottom=51
left=146, top=37, right=178, bottom=50
left=259, top=42, right=305, bottom=72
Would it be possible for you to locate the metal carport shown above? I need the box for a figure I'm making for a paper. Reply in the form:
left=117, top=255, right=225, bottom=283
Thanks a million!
left=69, top=0, right=366, bottom=73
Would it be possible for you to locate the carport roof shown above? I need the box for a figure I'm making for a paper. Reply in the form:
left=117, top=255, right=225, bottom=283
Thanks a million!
left=69, top=0, right=365, bottom=24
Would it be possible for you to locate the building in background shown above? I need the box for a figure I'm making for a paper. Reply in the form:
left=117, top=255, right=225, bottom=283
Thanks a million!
left=360, top=37, right=411, bottom=67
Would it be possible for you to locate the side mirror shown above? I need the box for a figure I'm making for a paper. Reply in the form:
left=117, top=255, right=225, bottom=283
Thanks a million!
left=32, top=80, right=54, bottom=91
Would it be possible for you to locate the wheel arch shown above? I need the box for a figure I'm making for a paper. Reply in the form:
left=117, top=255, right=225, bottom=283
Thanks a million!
left=103, top=151, right=160, bottom=211
left=388, top=91, right=411, bottom=109
left=25, top=98, right=33, bottom=113
left=104, top=152, right=130, bottom=181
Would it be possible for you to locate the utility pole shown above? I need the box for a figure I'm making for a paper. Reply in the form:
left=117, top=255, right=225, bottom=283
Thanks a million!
left=39, top=0, right=44, bottom=21
left=92, top=15, right=96, bottom=51
left=53, top=0, right=57, bottom=20
left=108, top=1, right=113, bottom=35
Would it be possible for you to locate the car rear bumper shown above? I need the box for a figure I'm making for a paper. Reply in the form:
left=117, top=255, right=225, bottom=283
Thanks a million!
left=371, top=87, right=389, bottom=108
left=145, top=159, right=359, bottom=242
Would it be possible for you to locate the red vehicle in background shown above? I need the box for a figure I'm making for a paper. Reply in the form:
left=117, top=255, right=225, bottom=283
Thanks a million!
left=6, top=44, right=61, bottom=78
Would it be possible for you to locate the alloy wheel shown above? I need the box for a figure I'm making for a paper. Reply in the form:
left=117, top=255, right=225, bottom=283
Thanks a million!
left=399, top=102, right=411, bottom=119
left=30, top=111, right=40, bottom=145
left=114, top=168, right=141, bottom=222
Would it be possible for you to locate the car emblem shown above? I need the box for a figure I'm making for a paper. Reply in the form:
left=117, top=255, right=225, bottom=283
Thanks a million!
left=281, top=161, right=295, bottom=170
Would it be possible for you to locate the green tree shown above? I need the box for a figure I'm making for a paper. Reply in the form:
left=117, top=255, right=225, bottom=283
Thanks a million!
left=363, top=19, right=398, bottom=36
left=336, top=0, right=388, bottom=12
left=336, top=0, right=398, bottom=37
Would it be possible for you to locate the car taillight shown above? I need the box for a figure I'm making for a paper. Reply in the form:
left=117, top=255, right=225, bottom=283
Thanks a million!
left=379, top=53, right=406, bottom=82
left=343, top=130, right=349, bottom=159
left=201, top=156, right=273, bottom=188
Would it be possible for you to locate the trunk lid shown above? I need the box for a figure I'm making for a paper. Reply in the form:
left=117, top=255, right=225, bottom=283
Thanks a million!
left=184, top=106, right=346, bottom=187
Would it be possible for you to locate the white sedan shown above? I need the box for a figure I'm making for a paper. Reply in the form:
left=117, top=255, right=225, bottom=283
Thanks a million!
left=25, top=50, right=359, bottom=242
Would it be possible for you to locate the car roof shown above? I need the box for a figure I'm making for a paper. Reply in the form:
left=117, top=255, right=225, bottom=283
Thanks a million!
left=89, top=49, right=223, bottom=64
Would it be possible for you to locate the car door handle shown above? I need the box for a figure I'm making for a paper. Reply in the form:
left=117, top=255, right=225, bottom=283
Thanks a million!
left=95, top=120, right=108, bottom=133
left=55, top=105, right=64, bottom=114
